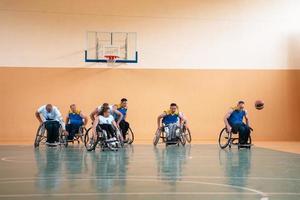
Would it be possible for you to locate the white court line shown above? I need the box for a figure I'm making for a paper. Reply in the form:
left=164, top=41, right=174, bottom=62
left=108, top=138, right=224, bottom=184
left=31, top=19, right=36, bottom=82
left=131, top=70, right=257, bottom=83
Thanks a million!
left=0, top=178, right=269, bottom=199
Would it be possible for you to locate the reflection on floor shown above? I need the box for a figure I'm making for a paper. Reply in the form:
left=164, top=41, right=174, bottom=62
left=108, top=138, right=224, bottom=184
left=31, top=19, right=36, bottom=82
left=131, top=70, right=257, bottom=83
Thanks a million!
left=0, top=144, right=299, bottom=200
left=255, top=142, right=300, bottom=154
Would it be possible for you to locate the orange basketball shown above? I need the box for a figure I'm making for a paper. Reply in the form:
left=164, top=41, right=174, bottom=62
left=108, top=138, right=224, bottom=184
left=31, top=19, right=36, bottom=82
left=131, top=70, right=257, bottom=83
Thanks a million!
left=255, top=100, right=264, bottom=110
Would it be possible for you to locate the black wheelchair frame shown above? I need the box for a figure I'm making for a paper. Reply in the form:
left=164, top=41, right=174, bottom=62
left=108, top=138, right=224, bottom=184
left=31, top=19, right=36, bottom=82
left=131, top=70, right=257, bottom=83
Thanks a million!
left=153, top=124, right=186, bottom=147
left=218, top=126, right=253, bottom=149
left=34, top=122, right=68, bottom=148
left=84, top=125, right=124, bottom=151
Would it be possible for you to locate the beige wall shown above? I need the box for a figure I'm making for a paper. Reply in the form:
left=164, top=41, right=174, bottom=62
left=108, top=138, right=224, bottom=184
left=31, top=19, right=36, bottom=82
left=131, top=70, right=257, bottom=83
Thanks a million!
left=0, top=0, right=300, bottom=68
left=0, top=0, right=300, bottom=144
left=0, top=67, right=300, bottom=144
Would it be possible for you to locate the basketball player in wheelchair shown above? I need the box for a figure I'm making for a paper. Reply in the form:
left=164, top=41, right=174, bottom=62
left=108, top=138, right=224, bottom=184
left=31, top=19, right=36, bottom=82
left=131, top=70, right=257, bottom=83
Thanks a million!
left=153, top=103, right=186, bottom=146
left=86, top=107, right=124, bottom=151
left=219, top=101, right=252, bottom=149
left=34, top=104, right=68, bottom=147
left=112, top=98, right=135, bottom=144
left=65, top=104, right=88, bottom=144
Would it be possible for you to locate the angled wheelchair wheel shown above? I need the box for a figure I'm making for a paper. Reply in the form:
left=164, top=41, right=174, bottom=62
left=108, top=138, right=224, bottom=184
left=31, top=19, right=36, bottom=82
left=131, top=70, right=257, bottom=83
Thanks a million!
left=34, top=123, right=47, bottom=148
left=85, top=128, right=99, bottom=151
left=179, top=131, right=186, bottom=146
left=153, top=129, right=161, bottom=146
left=117, top=130, right=124, bottom=148
left=84, top=127, right=92, bottom=148
left=248, top=135, right=252, bottom=144
left=59, top=127, right=68, bottom=147
left=126, top=127, right=134, bottom=144
left=247, top=127, right=253, bottom=148
left=183, top=126, right=192, bottom=143
left=76, top=126, right=86, bottom=144
left=218, top=128, right=231, bottom=149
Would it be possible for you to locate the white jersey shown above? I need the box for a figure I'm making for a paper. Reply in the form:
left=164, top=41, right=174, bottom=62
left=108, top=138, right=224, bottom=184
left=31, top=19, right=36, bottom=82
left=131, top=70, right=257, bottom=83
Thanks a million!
left=37, top=105, right=65, bottom=129
left=99, top=115, right=115, bottom=125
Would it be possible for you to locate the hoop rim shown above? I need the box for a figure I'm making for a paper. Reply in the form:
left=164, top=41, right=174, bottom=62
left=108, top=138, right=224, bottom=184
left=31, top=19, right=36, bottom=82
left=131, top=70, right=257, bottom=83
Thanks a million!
left=104, top=55, right=119, bottom=62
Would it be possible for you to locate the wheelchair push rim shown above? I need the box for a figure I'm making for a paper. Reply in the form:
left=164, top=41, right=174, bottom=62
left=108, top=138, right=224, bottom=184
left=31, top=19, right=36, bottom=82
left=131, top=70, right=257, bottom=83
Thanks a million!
left=179, top=130, right=186, bottom=146
left=116, top=130, right=124, bottom=148
left=34, top=124, right=47, bottom=148
left=126, top=127, right=134, bottom=144
left=183, top=126, right=192, bottom=143
left=84, top=127, right=92, bottom=148
left=84, top=127, right=99, bottom=151
left=153, top=128, right=162, bottom=146
left=218, top=128, right=231, bottom=149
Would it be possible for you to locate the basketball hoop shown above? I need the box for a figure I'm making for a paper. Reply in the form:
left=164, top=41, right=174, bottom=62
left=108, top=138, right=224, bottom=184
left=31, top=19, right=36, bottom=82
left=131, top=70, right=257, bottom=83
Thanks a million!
left=104, top=55, right=119, bottom=65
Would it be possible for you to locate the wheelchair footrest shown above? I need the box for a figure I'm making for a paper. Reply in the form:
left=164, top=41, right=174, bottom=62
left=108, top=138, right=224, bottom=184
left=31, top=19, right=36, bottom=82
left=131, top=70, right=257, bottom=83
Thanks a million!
left=238, top=143, right=253, bottom=148
left=165, top=140, right=179, bottom=145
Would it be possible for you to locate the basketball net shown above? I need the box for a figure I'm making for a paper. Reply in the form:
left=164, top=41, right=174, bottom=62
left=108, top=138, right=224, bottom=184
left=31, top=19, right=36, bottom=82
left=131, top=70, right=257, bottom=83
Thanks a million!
left=104, top=55, right=119, bottom=66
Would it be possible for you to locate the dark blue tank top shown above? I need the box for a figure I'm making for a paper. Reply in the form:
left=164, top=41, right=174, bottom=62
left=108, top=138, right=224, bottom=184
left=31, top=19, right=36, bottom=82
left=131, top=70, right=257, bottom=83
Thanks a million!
left=228, top=109, right=245, bottom=125
left=162, top=110, right=179, bottom=125
left=68, top=112, right=83, bottom=125
left=117, top=107, right=127, bottom=119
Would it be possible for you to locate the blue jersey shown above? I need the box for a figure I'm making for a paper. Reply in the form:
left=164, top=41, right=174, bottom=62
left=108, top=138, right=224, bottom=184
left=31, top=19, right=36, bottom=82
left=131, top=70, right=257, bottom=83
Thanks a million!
left=113, top=105, right=128, bottom=121
left=68, top=110, right=83, bottom=125
left=117, top=107, right=127, bottom=120
left=162, top=110, right=179, bottom=125
left=228, top=108, right=245, bottom=126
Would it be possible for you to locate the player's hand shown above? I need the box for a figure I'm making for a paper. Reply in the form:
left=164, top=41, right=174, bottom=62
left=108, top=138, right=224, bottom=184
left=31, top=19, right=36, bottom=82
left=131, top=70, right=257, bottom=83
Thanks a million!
left=226, top=126, right=232, bottom=133
left=63, top=130, right=69, bottom=136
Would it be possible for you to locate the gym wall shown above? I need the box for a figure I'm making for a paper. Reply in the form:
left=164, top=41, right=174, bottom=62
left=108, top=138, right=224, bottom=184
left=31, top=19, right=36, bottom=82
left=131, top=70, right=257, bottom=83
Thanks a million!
left=0, top=0, right=300, bottom=143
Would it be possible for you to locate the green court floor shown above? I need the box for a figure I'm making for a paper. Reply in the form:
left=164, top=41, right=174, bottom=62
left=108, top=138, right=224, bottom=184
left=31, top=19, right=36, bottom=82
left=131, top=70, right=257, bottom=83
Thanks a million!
left=0, top=144, right=299, bottom=200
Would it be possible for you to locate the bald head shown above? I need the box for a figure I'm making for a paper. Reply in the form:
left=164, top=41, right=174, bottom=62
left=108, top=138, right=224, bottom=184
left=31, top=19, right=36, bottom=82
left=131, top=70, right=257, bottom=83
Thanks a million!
left=45, top=104, right=53, bottom=113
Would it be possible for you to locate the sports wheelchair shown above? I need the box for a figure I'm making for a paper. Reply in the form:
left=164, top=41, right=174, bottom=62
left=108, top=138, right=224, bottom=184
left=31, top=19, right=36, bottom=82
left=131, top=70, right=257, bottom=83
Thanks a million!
left=84, top=125, right=124, bottom=151
left=218, top=126, right=253, bottom=149
left=34, top=121, right=68, bottom=148
left=153, top=123, right=186, bottom=147
left=67, top=125, right=87, bottom=144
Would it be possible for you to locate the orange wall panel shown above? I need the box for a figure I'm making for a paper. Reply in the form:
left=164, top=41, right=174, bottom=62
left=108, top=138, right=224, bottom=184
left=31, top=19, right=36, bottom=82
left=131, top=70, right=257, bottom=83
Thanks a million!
left=0, top=67, right=299, bottom=144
